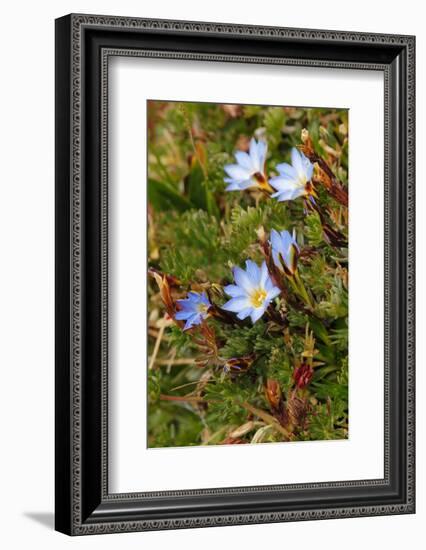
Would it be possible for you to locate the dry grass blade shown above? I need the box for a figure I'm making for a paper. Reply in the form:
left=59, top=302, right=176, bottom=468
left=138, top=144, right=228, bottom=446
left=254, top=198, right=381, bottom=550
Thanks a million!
left=240, top=402, right=292, bottom=440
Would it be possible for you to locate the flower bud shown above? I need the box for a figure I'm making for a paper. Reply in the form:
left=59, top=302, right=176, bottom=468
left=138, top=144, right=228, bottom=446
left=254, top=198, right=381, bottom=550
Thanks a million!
left=223, top=355, right=252, bottom=375
left=293, top=362, right=314, bottom=389
left=265, top=379, right=290, bottom=428
left=265, top=379, right=282, bottom=410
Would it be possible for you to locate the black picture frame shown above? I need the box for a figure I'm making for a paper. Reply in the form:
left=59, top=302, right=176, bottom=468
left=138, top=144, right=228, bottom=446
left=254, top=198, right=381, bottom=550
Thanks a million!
left=55, top=13, right=415, bottom=535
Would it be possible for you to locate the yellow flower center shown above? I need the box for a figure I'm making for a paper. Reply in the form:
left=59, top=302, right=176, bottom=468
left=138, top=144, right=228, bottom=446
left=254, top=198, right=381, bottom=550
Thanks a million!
left=250, top=288, right=267, bottom=308
left=304, top=180, right=315, bottom=196
left=253, top=172, right=274, bottom=193
left=197, top=303, right=209, bottom=314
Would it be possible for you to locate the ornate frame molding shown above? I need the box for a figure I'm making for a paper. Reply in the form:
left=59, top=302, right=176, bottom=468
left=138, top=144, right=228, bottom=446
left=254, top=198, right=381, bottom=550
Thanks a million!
left=55, top=14, right=415, bottom=535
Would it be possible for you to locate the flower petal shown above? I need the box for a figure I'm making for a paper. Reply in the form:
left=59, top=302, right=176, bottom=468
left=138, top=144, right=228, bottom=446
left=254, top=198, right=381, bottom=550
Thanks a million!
left=236, top=307, right=253, bottom=320
left=257, top=140, right=267, bottom=169
left=302, top=153, right=314, bottom=180
left=176, top=301, right=195, bottom=311
left=291, top=147, right=305, bottom=180
left=224, top=163, right=251, bottom=181
left=270, top=229, right=284, bottom=255
left=289, top=187, right=307, bottom=200
left=225, top=180, right=244, bottom=191
left=269, top=175, right=300, bottom=193
left=238, top=178, right=258, bottom=190
left=249, top=138, right=261, bottom=172
left=225, top=178, right=256, bottom=191
left=183, top=313, right=201, bottom=330
left=224, top=284, right=246, bottom=298
left=272, top=187, right=305, bottom=202
left=272, top=249, right=282, bottom=270
left=245, top=259, right=260, bottom=286
left=222, top=296, right=251, bottom=312
left=234, top=151, right=254, bottom=172
left=175, top=310, right=192, bottom=320
left=200, top=292, right=211, bottom=306
left=259, top=261, right=269, bottom=288
left=233, top=266, right=253, bottom=294
left=276, top=162, right=298, bottom=179
left=250, top=306, right=266, bottom=324
left=279, top=230, right=292, bottom=253
left=267, top=286, right=281, bottom=301
left=265, top=279, right=273, bottom=292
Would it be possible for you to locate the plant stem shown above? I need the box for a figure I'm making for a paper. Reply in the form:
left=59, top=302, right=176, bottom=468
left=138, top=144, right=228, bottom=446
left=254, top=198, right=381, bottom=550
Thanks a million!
left=240, top=402, right=292, bottom=440
left=148, top=317, right=166, bottom=370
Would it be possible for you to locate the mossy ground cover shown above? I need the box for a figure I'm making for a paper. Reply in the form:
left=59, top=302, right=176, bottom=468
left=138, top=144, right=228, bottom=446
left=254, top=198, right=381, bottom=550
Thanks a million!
left=147, top=100, right=348, bottom=448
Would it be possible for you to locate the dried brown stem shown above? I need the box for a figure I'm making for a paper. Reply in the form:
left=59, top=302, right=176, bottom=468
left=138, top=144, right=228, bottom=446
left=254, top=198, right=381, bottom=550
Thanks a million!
left=155, top=357, right=197, bottom=367
left=240, top=402, right=292, bottom=440
left=299, top=132, right=348, bottom=207
left=148, top=318, right=166, bottom=370
left=160, top=394, right=218, bottom=404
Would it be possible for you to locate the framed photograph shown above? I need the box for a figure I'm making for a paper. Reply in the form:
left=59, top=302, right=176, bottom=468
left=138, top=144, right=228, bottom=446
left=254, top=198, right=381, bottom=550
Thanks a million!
left=55, top=14, right=415, bottom=535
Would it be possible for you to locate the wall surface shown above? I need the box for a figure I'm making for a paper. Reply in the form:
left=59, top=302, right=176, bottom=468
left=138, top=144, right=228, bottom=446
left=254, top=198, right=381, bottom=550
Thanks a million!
left=0, top=0, right=423, bottom=548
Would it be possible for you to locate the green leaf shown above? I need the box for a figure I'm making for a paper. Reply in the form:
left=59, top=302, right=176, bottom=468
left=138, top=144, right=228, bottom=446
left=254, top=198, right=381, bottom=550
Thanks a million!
left=309, top=317, right=332, bottom=346
left=148, top=179, right=192, bottom=212
left=263, top=107, right=286, bottom=147
left=186, top=162, right=207, bottom=209
left=186, top=162, right=220, bottom=218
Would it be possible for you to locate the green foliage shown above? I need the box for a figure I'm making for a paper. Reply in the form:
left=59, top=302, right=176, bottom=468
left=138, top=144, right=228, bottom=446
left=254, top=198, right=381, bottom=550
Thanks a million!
left=316, top=276, right=348, bottom=320
left=263, top=107, right=287, bottom=149
left=148, top=179, right=192, bottom=212
left=224, top=202, right=291, bottom=262
left=304, top=211, right=324, bottom=247
left=167, top=324, right=198, bottom=355
left=156, top=210, right=226, bottom=283
left=147, top=100, right=349, bottom=448
left=220, top=323, right=267, bottom=358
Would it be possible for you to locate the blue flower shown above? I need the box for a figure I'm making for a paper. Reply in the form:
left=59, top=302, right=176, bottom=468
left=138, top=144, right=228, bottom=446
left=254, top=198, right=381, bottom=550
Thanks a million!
left=222, top=260, right=281, bottom=324
left=270, top=229, right=300, bottom=276
left=270, top=148, right=314, bottom=202
left=175, top=291, right=211, bottom=330
left=224, top=138, right=268, bottom=191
